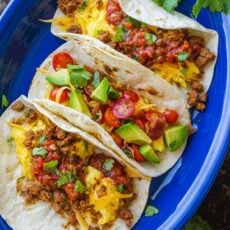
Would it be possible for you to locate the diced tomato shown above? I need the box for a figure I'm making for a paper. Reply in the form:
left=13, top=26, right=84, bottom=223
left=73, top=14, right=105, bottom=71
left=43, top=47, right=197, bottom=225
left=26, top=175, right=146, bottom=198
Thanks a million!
left=135, top=118, right=146, bottom=131
left=163, top=109, right=179, bottom=124
left=106, top=0, right=125, bottom=26
left=104, top=107, right=121, bottom=128
left=32, top=156, right=44, bottom=175
left=122, top=90, right=139, bottom=103
left=111, top=132, right=124, bottom=147
left=43, top=140, right=56, bottom=151
left=64, top=183, right=80, bottom=201
left=45, top=152, right=60, bottom=162
left=52, top=52, right=74, bottom=71
left=149, top=118, right=164, bottom=140
left=49, top=87, right=70, bottom=104
left=112, top=98, right=135, bottom=119
left=182, top=41, right=190, bottom=51
left=131, top=144, right=146, bottom=162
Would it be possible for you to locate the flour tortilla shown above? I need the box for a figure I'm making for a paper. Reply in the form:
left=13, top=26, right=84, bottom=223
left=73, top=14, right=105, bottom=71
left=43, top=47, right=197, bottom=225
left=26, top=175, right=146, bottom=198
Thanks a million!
left=29, top=39, right=191, bottom=177
left=0, top=96, right=150, bottom=230
left=50, top=0, right=218, bottom=99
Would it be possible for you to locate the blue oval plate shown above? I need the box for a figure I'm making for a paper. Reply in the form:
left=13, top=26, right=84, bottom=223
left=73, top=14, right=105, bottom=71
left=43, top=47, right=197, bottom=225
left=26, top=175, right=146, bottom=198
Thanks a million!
left=0, top=0, right=230, bottom=229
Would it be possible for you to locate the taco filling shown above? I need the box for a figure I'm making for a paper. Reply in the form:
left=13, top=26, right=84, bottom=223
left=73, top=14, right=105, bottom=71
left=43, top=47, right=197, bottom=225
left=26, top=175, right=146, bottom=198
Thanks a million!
left=39, top=51, right=189, bottom=166
left=51, top=0, right=215, bottom=111
left=9, top=101, right=136, bottom=229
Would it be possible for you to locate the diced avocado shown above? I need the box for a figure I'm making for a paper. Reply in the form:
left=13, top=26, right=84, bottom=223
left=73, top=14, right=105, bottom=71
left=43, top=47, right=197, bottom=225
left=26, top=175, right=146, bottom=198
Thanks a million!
left=164, top=125, right=188, bottom=151
left=91, top=77, right=109, bottom=103
left=69, top=89, right=92, bottom=118
left=139, top=145, right=160, bottom=164
left=46, top=69, right=70, bottom=86
left=115, top=122, right=152, bottom=145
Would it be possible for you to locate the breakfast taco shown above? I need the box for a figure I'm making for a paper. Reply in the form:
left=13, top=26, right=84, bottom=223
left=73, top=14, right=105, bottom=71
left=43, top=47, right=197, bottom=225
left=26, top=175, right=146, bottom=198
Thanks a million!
left=0, top=96, right=150, bottom=230
left=29, top=39, right=191, bottom=177
left=47, top=0, right=218, bottom=111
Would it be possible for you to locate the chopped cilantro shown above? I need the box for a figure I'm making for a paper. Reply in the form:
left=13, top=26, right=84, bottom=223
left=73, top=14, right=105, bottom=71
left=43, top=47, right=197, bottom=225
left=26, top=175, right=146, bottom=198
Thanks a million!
left=43, top=160, right=59, bottom=173
left=103, top=159, right=115, bottom=171
left=7, top=136, right=14, bottom=144
left=108, top=86, right=120, bottom=100
left=145, top=33, right=157, bottom=45
left=114, top=25, right=125, bottom=42
left=117, top=184, right=125, bottom=193
left=1, top=94, right=9, bottom=108
left=39, top=136, right=46, bottom=145
left=145, top=205, right=159, bottom=216
left=68, top=64, right=92, bottom=88
left=178, top=52, right=189, bottom=62
left=32, top=147, right=47, bottom=158
left=74, top=180, right=87, bottom=193
left=57, top=171, right=76, bottom=187
left=180, top=67, right=188, bottom=76
left=92, top=71, right=101, bottom=87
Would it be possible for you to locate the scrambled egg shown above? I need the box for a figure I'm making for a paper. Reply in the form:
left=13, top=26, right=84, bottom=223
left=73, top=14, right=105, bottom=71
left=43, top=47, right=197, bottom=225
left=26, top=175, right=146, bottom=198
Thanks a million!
left=85, top=166, right=133, bottom=225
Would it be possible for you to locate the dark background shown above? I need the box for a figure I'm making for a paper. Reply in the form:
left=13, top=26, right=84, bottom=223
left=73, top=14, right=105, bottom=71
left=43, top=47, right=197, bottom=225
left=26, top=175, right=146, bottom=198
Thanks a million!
left=0, top=0, right=229, bottom=229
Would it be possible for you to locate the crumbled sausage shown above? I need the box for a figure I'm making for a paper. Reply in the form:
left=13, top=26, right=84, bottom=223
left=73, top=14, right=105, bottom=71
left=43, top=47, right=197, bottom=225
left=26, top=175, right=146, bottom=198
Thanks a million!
left=24, top=130, right=35, bottom=149
left=38, top=190, right=52, bottom=202
left=59, top=134, right=76, bottom=147
left=24, top=109, right=37, bottom=123
left=55, top=126, right=67, bottom=140
left=53, top=190, right=67, bottom=203
left=43, top=123, right=56, bottom=139
left=191, top=81, right=204, bottom=92
left=67, top=25, right=82, bottom=34
left=118, top=206, right=133, bottom=220
left=52, top=202, right=62, bottom=214
left=88, top=226, right=100, bottom=230
left=195, top=102, right=206, bottom=111
left=187, top=90, right=199, bottom=106
left=188, top=36, right=205, bottom=46
left=199, top=93, right=208, bottom=103
left=11, top=101, right=25, bottom=112
left=67, top=210, right=77, bottom=225
left=195, top=47, right=215, bottom=68
left=28, top=184, right=42, bottom=196
left=98, top=31, right=112, bottom=43
left=57, top=0, right=83, bottom=16
left=97, top=185, right=106, bottom=198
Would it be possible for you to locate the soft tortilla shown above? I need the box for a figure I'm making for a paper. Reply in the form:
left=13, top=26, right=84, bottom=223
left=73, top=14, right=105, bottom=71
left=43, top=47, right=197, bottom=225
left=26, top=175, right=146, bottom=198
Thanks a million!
left=29, top=39, right=191, bottom=177
left=50, top=0, right=218, bottom=99
left=0, top=96, right=150, bottom=230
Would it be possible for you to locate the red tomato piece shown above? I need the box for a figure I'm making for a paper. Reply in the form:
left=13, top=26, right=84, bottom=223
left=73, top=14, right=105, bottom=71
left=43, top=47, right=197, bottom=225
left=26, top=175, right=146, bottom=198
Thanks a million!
left=123, top=90, right=139, bottom=103
left=112, top=98, right=135, bottom=119
left=52, top=52, right=74, bottom=71
left=111, top=132, right=124, bottom=147
left=64, top=183, right=80, bottom=201
left=104, top=107, right=121, bottom=128
left=45, top=152, right=60, bottom=162
left=163, top=109, right=179, bottom=124
left=49, top=87, right=70, bottom=103
left=131, top=144, right=146, bottom=162
left=134, top=118, right=146, bottom=131
left=32, top=156, right=44, bottom=175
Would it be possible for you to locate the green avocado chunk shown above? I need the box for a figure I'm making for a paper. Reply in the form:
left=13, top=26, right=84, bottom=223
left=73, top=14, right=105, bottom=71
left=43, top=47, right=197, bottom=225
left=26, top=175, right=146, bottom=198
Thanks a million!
left=46, top=69, right=70, bottom=86
left=69, top=89, right=92, bottom=118
left=115, top=122, right=152, bottom=145
left=139, top=145, right=160, bottom=164
left=91, top=77, right=109, bottom=103
left=164, top=125, right=188, bottom=151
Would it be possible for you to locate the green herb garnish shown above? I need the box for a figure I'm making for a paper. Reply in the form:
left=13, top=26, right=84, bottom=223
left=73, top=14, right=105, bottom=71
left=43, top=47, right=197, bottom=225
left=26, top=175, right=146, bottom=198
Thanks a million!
left=32, top=147, right=47, bottom=158
left=39, top=136, right=46, bottom=145
left=178, top=52, right=189, bottom=62
left=180, top=67, right=188, bottom=76
left=103, top=159, right=115, bottom=171
left=108, top=86, right=120, bottom=100
left=43, top=160, right=59, bottom=173
left=117, top=184, right=125, bottom=193
left=74, top=180, right=87, bottom=193
left=145, top=33, right=157, bottom=45
left=92, top=71, right=101, bottom=87
left=68, top=64, right=92, bottom=88
left=145, top=205, right=159, bottom=216
left=1, top=94, right=9, bottom=108
left=114, top=25, right=125, bottom=42
left=57, top=171, right=76, bottom=187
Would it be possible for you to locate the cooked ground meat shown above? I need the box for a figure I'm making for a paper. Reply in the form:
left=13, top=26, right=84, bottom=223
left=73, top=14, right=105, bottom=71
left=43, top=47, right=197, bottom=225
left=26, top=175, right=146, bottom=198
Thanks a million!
left=57, top=0, right=83, bottom=16
left=43, top=123, right=56, bottom=139
left=97, top=0, right=103, bottom=9
left=24, top=109, right=37, bottom=123
left=195, top=47, right=215, bottom=68
left=38, top=190, right=52, bottom=202
left=195, top=102, right=206, bottom=111
left=53, top=190, right=67, bottom=203
left=199, top=93, right=208, bottom=103
left=11, top=101, right=25, bottom=112
left=28, top=184, right=42, bottom=196
left=98, top=31, right=112, bottom=43
left=52, top=202, right=63, bottom=213
left=88, top=226, right=100, bottom=230
left=97, top=185, right=106, bottom=198
left=188, top=90, right=207, bottom=111
left=67, top=25, right=82, bottom=34
left=117, top=206, right=133, bottom=220
left=55, top=126, right=67, bottom=140
left=59, top=134, right=76, bottom=147
left=191, top=81, right=204, bottom=92
left=24, top=130, right=35, bottom=149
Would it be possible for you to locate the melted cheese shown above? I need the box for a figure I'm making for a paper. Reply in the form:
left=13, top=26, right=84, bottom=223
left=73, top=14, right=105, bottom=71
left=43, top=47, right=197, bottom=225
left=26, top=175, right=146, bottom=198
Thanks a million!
left=85, top=166, right=133, bottom=225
